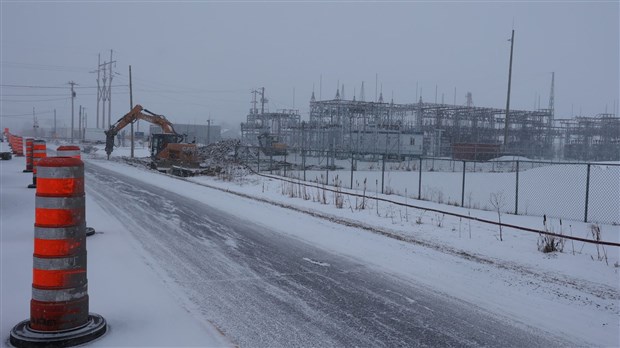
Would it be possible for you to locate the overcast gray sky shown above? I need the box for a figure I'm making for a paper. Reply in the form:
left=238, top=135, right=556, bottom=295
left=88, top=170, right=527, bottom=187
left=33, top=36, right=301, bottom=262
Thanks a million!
left=1, top=1, right=618, bottom=132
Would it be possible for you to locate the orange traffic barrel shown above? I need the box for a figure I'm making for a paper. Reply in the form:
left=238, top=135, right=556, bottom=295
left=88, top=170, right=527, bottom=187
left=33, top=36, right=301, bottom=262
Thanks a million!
left=10, top=157, right=106, bottom=347
left=57, top=145, right=81, bottom=159
left=8, top=134, right=15, bottom=150
left=28, top=140, right=47, bottom=189
left=23, top=138, right=34, bottom=172
left=55, top=145, right=96, bottom=236
left=14, top=136, right=24, bottom=156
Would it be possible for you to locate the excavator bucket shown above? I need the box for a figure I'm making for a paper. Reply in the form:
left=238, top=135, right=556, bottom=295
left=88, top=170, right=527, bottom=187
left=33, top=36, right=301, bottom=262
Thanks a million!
left=104, top=130, right=115, bottom=160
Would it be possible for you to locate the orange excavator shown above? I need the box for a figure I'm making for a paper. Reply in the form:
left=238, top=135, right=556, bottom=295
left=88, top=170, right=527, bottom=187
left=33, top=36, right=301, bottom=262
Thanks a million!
left=105, top=105, right=199, bottom=172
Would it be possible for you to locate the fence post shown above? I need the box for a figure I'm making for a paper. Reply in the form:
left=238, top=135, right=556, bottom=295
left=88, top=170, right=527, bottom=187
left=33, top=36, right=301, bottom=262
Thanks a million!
left=584, top=163, right=591, bottom=222
left=284, top=153, right=287, bottom=177
left=269, top=154, right=273, bottom=174
left=303, top=148, right=306, bottom=181
left=461, top=160, right=466, bottom=207
left=350, top=150, right=354, bottom=189
left=418, top=157, right=422, bottom=200
left=326, top=153, right=329, bottom=185
left=257, top=148, right=260, bottom=173
left=381, top=153, right=386, bottom=194
left=515, top=160, right=520, bottom=215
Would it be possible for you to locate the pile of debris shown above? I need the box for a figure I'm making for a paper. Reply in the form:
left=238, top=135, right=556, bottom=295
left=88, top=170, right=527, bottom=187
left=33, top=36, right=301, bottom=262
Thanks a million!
left=196, top=139, right=240, bottom=169
left=190, top=138, right=256, bottom=178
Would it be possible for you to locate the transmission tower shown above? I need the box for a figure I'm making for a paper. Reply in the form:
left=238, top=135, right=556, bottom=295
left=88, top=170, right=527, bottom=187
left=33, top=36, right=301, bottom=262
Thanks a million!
left=548, top=72, right=555, bottom=119
left=92, top=50, right=115, bottom=129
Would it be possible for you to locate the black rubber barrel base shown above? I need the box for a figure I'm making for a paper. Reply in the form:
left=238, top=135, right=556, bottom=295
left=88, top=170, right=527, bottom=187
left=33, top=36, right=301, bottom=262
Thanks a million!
left=85, top=227, right=96, bottom=236
left=23, top=170, right=32, bottom=173
left=27, top=184, right=36, bottom=189
left=10, top=313, right=107, bottom=348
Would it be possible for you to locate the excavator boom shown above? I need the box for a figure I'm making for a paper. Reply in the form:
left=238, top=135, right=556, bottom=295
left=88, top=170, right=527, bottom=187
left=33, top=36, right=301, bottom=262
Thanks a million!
left=104, top=104, right=177, bottom=158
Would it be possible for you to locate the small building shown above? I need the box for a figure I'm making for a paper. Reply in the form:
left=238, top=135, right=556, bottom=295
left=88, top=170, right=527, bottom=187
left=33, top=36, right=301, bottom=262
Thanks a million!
left=149, top=123, right=221, bottom=145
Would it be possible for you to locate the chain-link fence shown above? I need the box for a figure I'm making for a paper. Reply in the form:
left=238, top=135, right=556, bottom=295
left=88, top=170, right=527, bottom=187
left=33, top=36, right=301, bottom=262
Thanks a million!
left=236, top=146, right=620, bottom=225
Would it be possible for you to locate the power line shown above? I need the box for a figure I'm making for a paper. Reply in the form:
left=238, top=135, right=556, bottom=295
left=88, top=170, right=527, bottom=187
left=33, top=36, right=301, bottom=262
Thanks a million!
left=0, top=97, right=70, bottom=102
left=1, top=84, right=66, bottom=89
left=115, top=73, right=245, bottom=94
left=0, top=110, right=55, bottom=118
left=1, top=61, right=91, bottom=73
left=0, top=92, right=127, bottom=97
left=0, top=93, right=70, bottom=97
left=0, top=84, right=127, bottom=89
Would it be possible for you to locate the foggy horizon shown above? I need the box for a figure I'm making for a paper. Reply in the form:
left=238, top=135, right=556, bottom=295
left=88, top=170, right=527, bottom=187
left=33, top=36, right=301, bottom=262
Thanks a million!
left=1, top=1, right=618, bottom=133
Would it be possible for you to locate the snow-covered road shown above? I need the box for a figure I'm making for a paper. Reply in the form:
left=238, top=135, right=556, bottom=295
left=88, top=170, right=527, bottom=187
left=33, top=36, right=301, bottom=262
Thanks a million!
left=84, top=161, right=569, bottom=347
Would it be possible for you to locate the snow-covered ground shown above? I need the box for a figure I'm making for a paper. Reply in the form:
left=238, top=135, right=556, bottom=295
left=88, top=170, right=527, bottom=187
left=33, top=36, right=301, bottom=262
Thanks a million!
left=2, top=142, right=619, bottom=347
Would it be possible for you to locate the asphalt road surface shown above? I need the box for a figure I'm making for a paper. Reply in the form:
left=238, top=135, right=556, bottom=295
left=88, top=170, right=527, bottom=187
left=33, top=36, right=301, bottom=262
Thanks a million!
left=86, top=163, right=565, bottom=347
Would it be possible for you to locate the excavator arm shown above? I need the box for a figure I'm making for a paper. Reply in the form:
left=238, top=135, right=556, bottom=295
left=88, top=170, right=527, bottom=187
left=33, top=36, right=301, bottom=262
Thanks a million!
left=104, top=104, right=178, bottom=158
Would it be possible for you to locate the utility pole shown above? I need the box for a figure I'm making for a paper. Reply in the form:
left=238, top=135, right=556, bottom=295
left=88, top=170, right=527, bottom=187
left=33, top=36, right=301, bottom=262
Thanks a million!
left=32, top=107, right=38, bottom=138
left=96, top=54, right=101, bottom=128
left=95, top=50, right=116, bottom=129
left=504, top=29, right=515, bottom=147
left=548, top=71, right=555, bottom=119
left=454, top=87, right=457, bottom=105
left=101, top=61, right=107, bottom=129
left=78, top=105, right=82, bottom=143
left=53, top=109, right=56, bottom=139
left=129, top=65, right=134, bottom=158
left=207, top=118, right=211, bottom=145
left=82, top=109, right=87, bottom=141
left=108, top=49, right=114, bottom=129
left=68, top=81, right=77, bottom=143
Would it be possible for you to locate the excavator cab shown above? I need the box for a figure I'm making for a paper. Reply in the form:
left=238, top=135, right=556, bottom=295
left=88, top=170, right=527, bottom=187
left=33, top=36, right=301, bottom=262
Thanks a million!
left=150, top=133, right=185, bottom=159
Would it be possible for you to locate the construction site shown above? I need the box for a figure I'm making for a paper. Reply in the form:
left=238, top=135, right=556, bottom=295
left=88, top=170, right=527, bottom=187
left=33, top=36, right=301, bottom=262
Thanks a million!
left=241, top=83, right=620, bottom=162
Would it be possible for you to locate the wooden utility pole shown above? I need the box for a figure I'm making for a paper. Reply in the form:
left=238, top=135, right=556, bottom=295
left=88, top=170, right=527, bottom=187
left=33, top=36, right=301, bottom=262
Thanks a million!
left=78, top=105, right=82, bottom=143
left=32, top=107, right=38, bottom=138
left=504, top=29, right=515, bottom=147
left=96, top=54, right=101, bottom=128
left=129, top=65, right=134, bottom=158
left=68, top=81, right=77, bottom=143
left=108, top=49, right=114, bottom=129
left=207, top=118, right=211, bottom=145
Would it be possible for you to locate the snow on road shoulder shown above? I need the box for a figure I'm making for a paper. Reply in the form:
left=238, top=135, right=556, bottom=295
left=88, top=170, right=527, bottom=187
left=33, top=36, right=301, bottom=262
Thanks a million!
left=83, top=156, right=619, bottom=347
left=0, top=152, right=229, bottom=347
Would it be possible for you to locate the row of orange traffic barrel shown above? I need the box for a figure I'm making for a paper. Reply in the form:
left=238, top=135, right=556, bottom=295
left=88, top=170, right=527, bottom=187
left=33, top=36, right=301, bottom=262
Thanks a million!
left=5, top=135, right=107, bottom=348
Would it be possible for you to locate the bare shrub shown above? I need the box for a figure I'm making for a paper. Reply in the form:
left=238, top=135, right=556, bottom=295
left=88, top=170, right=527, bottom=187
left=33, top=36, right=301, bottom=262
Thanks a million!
left=433, top=213, right=445, bottom=228
left=489, top=191, right=506, bottom=241
left=415, top=211, right=425, bottom=225
left=356, top=178, right=367, bottom=210
left=537, top=215, right=564, bottom=253
left=590, top=224, right=608, bottom=265
left=468, top=211, right=472, bottom=239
